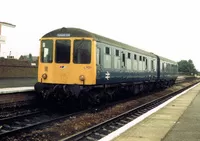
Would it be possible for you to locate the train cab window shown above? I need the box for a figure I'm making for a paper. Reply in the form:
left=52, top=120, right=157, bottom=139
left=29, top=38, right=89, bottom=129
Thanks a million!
left=55, top=40, right=71, bottom=63
left=41, top=40, right=53, bottom=63
left=73, top=40, right=91, bottom=64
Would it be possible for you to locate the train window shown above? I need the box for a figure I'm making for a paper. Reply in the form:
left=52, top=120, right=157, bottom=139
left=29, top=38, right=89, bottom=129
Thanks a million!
left=166, top=63, right=170, bottom=72
left=127, top=53, right=132, bottom=70
left=139, top=56, right=142, bottom=61
left=104, top=47, right=111, bottom=68
left=114, top=49, right=120, bottom=69
left=162, top=63, right=165, bottom=72
left=175, top=65, right=178, bottom=72
left=143, top=56, right=146, bottom=61
left=169, top=64, right=172, bottom=72
left=73, top=40, right=91, bottom=64
left=133, top=54, right=138, bottom=70
left=172, top=65, right=175, bottom=72
left=145, top=59, right=148, bottom=70
left=115, top=49, right=119, bottom=56
left=122, top=53, right=125, bottom=66
left=97, top=48, right=101, bottom=65
left=55, top=40, right=71, bottom=63
left=134, top=54, right=137, bottom=60
left=106, top=47, right=110, bottom=55
left=41, top=40, right=53, bottom=63
left=151, top=60, right=155, bottom=71
left=128, top=53, right=131, bottom=59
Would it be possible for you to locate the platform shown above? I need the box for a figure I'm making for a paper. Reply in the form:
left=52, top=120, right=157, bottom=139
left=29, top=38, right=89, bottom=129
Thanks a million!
left=0, top=77, right=36, bottom=88
left=0, top=77, right=36, bottom=94
left=100, top=83, right=200, bottom=141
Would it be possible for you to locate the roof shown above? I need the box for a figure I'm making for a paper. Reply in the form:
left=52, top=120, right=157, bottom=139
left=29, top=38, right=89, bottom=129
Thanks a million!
left=42, top=27, right=176, bottom=63
left=0, top=22, right=16, bottom=28
left=42, top=27, right=155, bottom=56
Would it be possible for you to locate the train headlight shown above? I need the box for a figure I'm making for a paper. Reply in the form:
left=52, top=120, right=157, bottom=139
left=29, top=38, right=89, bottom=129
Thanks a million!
left=79, top=75, right=85, bottom=81
left=42, top=73, right=48, bottom=79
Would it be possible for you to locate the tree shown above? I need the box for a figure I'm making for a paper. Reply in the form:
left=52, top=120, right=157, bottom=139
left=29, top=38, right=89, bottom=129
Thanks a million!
left=28, top=53, right=33, bottom=62
left=178, top=59, right=198, bottom=75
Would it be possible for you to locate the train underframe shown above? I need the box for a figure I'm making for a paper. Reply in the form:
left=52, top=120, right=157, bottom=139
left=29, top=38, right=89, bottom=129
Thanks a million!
left=34, top=79, right=175, bottom=107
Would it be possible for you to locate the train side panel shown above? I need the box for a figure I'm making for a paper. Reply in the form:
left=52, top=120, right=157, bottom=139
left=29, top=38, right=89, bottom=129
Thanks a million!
left=156, top=55, right=178, bottom=84
left=96, top=42, right=158, bottom=84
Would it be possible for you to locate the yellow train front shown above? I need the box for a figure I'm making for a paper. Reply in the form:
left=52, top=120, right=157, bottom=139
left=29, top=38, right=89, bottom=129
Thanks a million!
left=35, top=28, right=98, bottom=104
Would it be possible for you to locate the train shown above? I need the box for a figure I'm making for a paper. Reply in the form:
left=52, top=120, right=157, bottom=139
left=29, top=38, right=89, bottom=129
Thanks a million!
left=34, top=27, right=178, bottom=106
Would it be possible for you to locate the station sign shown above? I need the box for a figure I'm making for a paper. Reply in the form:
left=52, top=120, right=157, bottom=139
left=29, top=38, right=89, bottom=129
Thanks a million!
left=0, top=35, right=6, bottom=44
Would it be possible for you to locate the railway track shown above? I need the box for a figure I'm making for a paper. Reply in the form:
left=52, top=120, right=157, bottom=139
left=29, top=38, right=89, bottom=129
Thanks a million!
left=0, top=91, right=37, bottom=109
left=59, top=81, right=199, bottom=141
left=0, top=108, right=87, bottom=138
left=0, top=78, right=199, bottom=140
left=0, top=107, right=40, bottom=119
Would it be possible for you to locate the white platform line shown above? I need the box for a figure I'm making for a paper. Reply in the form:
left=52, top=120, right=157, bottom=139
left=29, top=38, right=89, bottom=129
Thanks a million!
left=0, top=87, right=34, bottom=94
left=99, top=83, right=200, bottom=141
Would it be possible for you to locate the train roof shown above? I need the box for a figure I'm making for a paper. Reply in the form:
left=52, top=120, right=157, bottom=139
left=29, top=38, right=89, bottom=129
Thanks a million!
left=42, top=27, right=154, bottom=56
left=159, top=56, right=177, bottom=64
left=42, top=27, right=176, bottom=64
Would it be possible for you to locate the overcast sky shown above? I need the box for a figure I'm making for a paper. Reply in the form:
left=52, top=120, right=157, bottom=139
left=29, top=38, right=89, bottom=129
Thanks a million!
left=1, top=0, right=200, bottom=70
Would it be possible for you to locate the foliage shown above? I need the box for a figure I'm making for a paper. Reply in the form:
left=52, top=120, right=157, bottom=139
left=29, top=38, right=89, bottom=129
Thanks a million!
left=178, top=59, right=198, bottom=75
left=29, top=53, right=33, bottom=62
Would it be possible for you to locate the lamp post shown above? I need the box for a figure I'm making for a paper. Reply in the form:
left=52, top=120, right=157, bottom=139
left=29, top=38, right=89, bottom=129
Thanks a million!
left=0, top=22, right=16, bottom=57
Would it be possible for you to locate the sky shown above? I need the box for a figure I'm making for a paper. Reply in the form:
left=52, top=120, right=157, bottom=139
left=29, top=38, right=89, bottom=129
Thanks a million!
left=1, top=0, right=200, bottom=70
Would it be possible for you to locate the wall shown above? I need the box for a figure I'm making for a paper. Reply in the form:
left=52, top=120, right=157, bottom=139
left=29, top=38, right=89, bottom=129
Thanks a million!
left=0, top=58, right=37, bottom=78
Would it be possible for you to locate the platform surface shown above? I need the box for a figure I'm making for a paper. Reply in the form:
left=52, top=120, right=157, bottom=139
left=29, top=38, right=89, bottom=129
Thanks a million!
left=0, top=78, right=36, bottom=94
left=163, top=86, right=200, bottom=141
left=108, top=83, right=200, bottom=141
left=0, top=77, right=36, bottom=88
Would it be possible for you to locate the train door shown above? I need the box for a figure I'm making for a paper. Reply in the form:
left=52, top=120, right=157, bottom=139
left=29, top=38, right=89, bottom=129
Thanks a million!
left=156, top=56, right=160, bottom=79
left=121, top=52, right=126, bottom=69
left=133, top=54, right=138, bottom=71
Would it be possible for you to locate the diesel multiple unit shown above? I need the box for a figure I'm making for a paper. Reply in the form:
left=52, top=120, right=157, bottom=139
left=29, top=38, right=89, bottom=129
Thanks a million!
left=35, top=27, right=178, bottom=105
